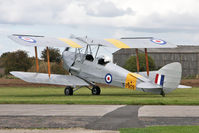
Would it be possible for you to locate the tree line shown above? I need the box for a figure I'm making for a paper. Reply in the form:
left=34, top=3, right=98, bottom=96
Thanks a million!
left=0, top=48, right=155, bottom=75
left=0, top=47, right=66, bottom=75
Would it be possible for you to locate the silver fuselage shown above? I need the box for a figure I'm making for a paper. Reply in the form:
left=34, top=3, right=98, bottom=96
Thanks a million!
left=62, top=51, right=137, bottom=88
left=62, top=51, right=182, bottom=95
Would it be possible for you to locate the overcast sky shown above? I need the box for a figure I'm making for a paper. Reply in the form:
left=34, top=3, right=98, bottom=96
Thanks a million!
left=0, top=0, right=199, bottom=57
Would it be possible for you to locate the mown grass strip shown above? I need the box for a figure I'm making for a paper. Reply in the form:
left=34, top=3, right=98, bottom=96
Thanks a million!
left=0, top=87, right=198, bottom=105
left=120, top=126, right=199, bottom=133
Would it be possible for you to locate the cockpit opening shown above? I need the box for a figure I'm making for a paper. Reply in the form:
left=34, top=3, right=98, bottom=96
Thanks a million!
left=85, top=54, right=94, bottom=62
left=98, top=55, right=111, bottom=65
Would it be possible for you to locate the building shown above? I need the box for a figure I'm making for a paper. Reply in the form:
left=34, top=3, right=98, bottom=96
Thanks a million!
left=113, top=46, right=199, bottom=78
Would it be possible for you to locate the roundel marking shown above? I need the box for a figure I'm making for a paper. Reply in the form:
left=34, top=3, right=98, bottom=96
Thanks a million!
left=105, top=73, right=112, bottom=84
left=151, top=39, right=166, bottom=45
left=18, top=36, right=36, bottom=43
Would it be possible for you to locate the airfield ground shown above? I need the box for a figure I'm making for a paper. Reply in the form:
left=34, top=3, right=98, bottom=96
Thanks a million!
left=0, top=126, right=199, bottom=133
left=0, top=104, right=199, bottom=131
left=0, top=78, right=199, bottom=132
left=120, top=126, right=199, bottom=133
left=0, top=78, right=199, bottom=105
left=0, top=85, right=199, bottom=105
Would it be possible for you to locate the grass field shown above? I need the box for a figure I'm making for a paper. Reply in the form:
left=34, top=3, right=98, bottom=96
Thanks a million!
left=120, top=126, right=199, bottom=133
left=0, top=86, right=199, bottom=104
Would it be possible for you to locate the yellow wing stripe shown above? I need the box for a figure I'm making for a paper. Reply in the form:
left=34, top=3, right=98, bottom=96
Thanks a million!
left=105, top=39, right=130, bottom=48
left=58, top=38, right=82, bottom=48
left=129, top=73, right=142, bottom=78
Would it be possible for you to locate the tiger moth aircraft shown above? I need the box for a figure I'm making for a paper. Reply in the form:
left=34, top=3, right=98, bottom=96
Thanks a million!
left=8, top=34, right=190, bottom=97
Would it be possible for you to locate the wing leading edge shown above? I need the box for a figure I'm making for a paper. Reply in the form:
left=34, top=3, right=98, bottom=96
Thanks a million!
left=10, top=71, right=89, bottom=86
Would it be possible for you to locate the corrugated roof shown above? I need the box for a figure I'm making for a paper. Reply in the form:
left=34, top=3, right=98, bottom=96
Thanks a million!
left=113, top=45, right=199, bottom=54
left=144, top=45, right=199, bottom=53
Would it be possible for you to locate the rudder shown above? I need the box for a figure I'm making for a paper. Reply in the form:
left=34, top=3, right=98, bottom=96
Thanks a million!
left=155, top=62, right=182, bottom=94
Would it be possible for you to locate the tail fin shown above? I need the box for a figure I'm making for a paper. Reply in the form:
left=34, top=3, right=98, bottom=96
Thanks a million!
left=155, top=62, right=182, bottom=93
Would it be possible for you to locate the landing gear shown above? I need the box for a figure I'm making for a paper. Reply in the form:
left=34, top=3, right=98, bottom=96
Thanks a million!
left=160, top=89, right=165, bottom=97
left=92, top=86, right=101, bottom=95
left=64, top=86, right=73, bottom=96
left=64, top=84, right=101, bottom=96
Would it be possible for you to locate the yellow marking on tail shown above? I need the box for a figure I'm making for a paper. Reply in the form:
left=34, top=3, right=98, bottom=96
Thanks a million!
left=58, top=38, right=82, bottom=48
left=105, top=39, right=130, bottom=48
left=125, top=73, right=137, bottom=90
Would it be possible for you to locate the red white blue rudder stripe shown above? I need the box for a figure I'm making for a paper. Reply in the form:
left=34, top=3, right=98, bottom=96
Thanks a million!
left=155, top=74, right=165, bottom=86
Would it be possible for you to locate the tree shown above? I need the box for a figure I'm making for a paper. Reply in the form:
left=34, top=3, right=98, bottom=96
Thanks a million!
left=1, top=50, right=33, bottom=74
left=0, top=52, right=10, bottom=67
left=124, top=53, right=156, bottom=72
left=28, top=61, right=69, bottom=75
left=41, top=47, right=61, bottom=63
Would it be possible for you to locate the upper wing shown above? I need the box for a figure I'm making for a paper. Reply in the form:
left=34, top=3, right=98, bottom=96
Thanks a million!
left=10, top=71, right=89, bottom=86
left=90, top=38, right=176, bottom=48
left=8, top=34, right=176, bottom=49
left=8, top=34, right=87, bottom=48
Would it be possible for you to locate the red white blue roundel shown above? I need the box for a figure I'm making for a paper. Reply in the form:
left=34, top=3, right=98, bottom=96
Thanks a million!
left=18, top=36, right=36, bottom=43
left=151, top=39, right=166, bottom=45
left=105, top=73, right=112, bottom=84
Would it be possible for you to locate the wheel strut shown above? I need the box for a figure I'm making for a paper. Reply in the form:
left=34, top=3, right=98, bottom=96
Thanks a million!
left=160, top=89, right=165, bottom=97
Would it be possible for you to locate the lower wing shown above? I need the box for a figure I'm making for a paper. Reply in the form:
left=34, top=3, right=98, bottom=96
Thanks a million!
left=10, top=71, right=89, bottom=86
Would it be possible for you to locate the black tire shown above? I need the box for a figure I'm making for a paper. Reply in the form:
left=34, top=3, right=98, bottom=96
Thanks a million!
left=92, top=86, right=101, bottom=95
left=64, top=86, right=73, bottom=96
left=160, top=89, right=165, bottom=97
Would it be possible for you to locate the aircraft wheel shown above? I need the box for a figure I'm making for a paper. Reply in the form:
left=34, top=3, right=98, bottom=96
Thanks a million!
left=92, top=86, right=101, bottom=95
left=64, top=86, right=73, bottom=96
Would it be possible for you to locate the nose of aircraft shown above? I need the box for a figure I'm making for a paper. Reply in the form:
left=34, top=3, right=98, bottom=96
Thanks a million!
left=62, top=51, right=76, bottom=71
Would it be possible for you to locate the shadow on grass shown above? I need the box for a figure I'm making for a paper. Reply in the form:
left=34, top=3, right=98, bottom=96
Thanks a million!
left=99, top=93, right=162, bottom=98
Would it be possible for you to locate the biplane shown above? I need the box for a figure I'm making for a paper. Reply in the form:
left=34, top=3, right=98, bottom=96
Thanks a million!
left=8, top=34, right=188, bottom=97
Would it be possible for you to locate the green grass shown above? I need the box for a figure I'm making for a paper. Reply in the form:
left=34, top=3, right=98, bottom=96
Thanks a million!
left=120, top=126, right=199, bottom=133
left=0, top=86, right=199, bottom=104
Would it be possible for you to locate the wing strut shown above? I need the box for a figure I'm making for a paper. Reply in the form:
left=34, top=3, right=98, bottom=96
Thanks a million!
left=135, top=48, right=140, bottom=72
left=46, top=47, right=51, bottom=78
left=145, top=48, right=149, bottom=76
left=34, top=46, right=39, bottom=72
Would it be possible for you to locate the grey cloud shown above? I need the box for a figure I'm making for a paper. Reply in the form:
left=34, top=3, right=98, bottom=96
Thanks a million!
left=0, top=0, right=71, bottom=25
left=1, top=0, right=198, bottom=36
left=0, top=0, right=135, bottom=26
left=124, top=12, right=199, bottom=33
left=123, top=27, right=199, bottom=33
left=84, top=1, right=135, bottom=17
